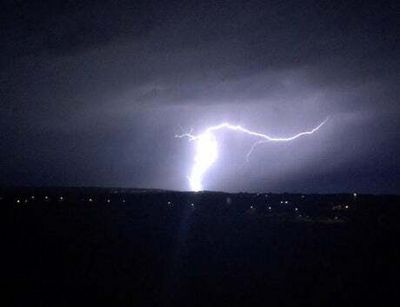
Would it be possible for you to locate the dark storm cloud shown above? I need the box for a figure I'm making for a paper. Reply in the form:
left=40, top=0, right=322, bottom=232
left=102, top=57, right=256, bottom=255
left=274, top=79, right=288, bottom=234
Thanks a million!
left=1, top=0, right=399, bottom=192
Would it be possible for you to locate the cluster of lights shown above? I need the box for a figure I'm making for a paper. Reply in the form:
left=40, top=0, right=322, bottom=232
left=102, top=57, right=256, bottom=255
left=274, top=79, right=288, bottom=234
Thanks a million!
left=15, top=198, right=30, bottom=205
left=11, top=192, right=356, bottom=220
left=12, top=194, right=131, bottom=206
left=165, top=201, right=196, bottom=208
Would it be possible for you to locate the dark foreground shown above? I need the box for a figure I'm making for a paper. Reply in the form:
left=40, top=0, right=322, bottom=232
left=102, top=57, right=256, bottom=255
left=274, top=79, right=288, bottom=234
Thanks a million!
left=2, top=188, right=400, bottom=306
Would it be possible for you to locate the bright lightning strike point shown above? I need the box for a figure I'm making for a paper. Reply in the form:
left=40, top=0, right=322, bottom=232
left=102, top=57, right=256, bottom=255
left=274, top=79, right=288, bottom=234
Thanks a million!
left=177, top=118, right=329, bottom=192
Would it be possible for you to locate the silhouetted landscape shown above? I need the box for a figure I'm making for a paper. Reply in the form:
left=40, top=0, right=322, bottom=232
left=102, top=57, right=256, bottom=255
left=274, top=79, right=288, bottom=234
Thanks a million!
left=3, top=187, right=400, bottom=306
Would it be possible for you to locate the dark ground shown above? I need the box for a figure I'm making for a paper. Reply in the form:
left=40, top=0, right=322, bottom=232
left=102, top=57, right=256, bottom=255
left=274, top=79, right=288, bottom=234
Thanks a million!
left=2, top=188, right=400, bottom=306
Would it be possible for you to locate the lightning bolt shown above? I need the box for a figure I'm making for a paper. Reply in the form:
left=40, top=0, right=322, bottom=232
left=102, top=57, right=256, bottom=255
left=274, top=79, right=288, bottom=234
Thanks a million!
left=177, top=118, right=329, bottom=192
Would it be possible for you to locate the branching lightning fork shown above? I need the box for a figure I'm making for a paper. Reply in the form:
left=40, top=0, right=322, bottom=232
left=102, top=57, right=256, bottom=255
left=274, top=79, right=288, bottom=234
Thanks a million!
left=176, top=118, right=329, bottom=191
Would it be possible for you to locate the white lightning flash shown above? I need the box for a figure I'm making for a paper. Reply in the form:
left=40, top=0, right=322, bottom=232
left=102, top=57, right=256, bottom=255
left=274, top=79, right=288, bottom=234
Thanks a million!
left=177, top=118, right=329, bottom=192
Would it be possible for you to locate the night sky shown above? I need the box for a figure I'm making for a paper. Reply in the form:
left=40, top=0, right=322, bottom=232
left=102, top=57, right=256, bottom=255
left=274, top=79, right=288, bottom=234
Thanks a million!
left=1, top=0, right=399, bottom=193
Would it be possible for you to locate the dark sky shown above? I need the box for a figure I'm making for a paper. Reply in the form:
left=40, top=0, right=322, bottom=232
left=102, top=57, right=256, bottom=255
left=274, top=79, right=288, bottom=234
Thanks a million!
left=1, top=0, right=399, bottom=193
